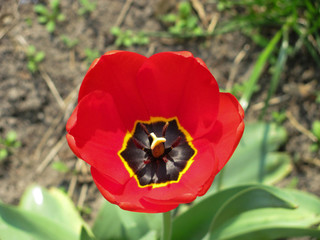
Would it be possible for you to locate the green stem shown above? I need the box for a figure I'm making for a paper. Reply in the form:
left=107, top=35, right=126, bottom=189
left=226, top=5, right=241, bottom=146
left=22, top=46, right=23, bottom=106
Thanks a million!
left=162, top=211, right=172, bottom=240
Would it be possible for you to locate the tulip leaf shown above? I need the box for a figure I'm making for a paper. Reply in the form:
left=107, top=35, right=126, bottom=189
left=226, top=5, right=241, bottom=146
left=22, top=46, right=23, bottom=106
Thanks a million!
left=140, top=230, right=157, bottom=240
left=207, top=188, right=320, bottom=240
left=19, top=185, right=92, bottom=237
left=208, top=186, right=297, bottom=232
left=81, top=226, right=96, bottom=240
left=92, top=199, right=161, bottom=240
left=212, top=122, right=291, bottom=190
left=208, top=208, right=320, bottom=240
left=0, top=202, right=77, bottom=240
left=172, top=184, right=295, bottom=240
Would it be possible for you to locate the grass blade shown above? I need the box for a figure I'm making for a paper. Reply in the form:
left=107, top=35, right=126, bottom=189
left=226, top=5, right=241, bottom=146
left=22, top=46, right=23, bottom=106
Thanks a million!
left=240, top=30, right=282, bottom=111
left=260, top=26, right=289, bottom=118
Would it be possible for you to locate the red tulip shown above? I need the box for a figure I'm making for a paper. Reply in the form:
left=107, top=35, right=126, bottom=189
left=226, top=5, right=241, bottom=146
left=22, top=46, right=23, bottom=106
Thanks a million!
left=66, top=51, right=244, bottom=213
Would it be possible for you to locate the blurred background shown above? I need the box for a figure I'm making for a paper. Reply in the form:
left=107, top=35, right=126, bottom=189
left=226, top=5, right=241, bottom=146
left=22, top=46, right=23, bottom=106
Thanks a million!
left=0, top=0, right=319, bottom=225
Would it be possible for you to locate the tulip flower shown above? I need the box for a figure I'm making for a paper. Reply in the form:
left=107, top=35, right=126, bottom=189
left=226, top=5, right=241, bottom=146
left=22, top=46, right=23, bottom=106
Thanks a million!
left=66, top=51, right=244, bottom=213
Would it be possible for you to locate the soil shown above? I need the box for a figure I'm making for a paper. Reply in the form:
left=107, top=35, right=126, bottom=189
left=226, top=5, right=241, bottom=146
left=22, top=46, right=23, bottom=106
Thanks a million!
left=0, top=0, right=319, bottom=228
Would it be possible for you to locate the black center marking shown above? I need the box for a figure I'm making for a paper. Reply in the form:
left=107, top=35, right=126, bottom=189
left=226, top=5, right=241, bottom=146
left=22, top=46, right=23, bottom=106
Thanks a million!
left=119, top=119, right=196, bottom=187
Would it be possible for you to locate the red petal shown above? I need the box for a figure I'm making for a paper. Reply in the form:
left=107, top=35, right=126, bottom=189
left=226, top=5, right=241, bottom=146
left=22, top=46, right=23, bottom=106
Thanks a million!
left=78, top=51, right=149, bottom=130
left=91, top=167, right=179, bottom=213
left=207, top=93, right=245, bottom=171
left=67, top=90, right=130, bottom=184
left=136, top=52, right=220, bottom=139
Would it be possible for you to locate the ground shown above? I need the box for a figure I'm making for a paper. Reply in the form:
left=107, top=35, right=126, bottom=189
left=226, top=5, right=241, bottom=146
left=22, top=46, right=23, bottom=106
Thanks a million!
left=0, top=0, right=319, bottom=226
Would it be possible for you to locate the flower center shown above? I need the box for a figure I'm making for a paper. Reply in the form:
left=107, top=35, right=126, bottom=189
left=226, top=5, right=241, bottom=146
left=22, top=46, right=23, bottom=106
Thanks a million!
left=118, top=117, right=197, bottom=188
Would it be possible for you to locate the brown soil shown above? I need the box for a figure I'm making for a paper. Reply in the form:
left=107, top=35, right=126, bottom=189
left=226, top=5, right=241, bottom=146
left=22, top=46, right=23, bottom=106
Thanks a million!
left=0, top=0, right=319, bottom=225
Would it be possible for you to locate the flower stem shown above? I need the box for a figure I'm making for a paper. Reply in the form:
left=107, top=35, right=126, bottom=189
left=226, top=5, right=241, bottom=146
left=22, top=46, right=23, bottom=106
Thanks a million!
left=162, top=211, right=172, bottom=240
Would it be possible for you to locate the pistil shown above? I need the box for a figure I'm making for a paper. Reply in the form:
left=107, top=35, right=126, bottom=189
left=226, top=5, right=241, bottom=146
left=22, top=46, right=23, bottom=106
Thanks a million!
left=150, top=132, right=166, bottom=158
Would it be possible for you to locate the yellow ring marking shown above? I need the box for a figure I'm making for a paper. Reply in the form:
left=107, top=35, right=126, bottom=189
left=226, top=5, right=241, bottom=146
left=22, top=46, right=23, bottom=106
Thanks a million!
left=117, top=116, right=197, bottom=188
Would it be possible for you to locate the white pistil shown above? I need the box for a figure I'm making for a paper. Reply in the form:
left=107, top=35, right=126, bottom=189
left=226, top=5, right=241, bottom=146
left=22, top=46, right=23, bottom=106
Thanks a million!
left=150, top=132, right=166, bottom=150
left=150, top=132, right=166, bottom=158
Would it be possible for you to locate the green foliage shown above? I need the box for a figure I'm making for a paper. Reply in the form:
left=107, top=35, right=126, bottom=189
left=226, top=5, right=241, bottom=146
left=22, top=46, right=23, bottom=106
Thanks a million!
left=78, top=0, right=97, bottom=15
left=161, top=1, right=203, bottom=37
left=51, top=161, right=70, bottom=173
left=0, top=185, right=94, bottom=240
left=34, top=0, right=65, bottom=33
left=1, top=183, right=320, bottom=239
left=26, top=45, right=45, bottom=73
left=84, top=48, right=100, bottom=66
left=216, top=0, right=320, bottom=112
left=239, top=30, right=282, bottom=111
left=0, top=131, right=21, bottom=162
left=316, top=91, right=320, bottom=104
left=92, top=200, right=161, bottom=240
left=110, top=27, right=149, bottom=47
left=60, top=35, right=79, bottom=49
left=310, top=120, right=320, bottom=152
left=230, top=81, right=260, bottom=100
left=272, top=111, right=286, bottom=124
left=172, top=185, right=320, bottom=240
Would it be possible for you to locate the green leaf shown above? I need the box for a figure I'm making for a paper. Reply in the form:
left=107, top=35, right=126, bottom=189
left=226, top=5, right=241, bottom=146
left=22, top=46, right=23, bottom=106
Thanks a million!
left=179, top=2, right=192, bottom=18
left=212, top=122, right=291, bottom=190
left=140, top=230, right=157, bottom=240
left=240, top=30, right=282, bottom=111
left=80, top=226, right=96, bottom=240
left=312, top=120, right=320, bottom=140
left=51, top=161, right=69, bottom=173
left=172, top=185, right=296, bottom=240
left=162, top=13, right=177, bottom=23
left=27, top=45, right=36, bottom=55
left=110, top=26, right=121, bottom=36
left=92, top=200, right=161, bottom=240
left=0, top=149, right=8, bottom=161
left=27, top=61, right=37, bottom=73
left=260, top=26, right=289, bottom=118
left=208, top=189, right=320, bottom=240
left=172, top=185, right=251, bottom=240
left=50, top=0, right=60, bottom=10
left=38, top=15, right=48, bottom=24
left=0, top=202, right=77, bottom=240
left=34, top=5, right=49, bottom=15
left=57, top=13, right=66, bottom=22
left=208, top=186, right=297, bottom=233
left=5, top=131, right=17, bottom=145
left=46, top=20, right=56, bottom=33
left=19, top=185, right=91, bottom=236
left=209, top=208, right=320, bottom=240
left=34, top=51, right=45, bottom=63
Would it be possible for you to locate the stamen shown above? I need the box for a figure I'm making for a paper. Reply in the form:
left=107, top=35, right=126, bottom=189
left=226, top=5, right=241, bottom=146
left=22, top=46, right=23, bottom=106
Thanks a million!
left=162, top=122, right=169, bottom=137
left=171, top=136, right=181, bottom=149
left=144, top=159, right=151, bottom=164
left=132, top=138, right=147, bottom=150
left=140, top=123, right=150, bottom=136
